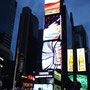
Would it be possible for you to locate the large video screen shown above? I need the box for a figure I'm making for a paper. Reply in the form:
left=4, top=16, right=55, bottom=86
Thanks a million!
left=42, top=41, right=62, bottom=70
left=45, top=0, right=60, bottom=15
left=68, top=74, right=88, bottom=90
left=34, top=84, right=53, bottom=90
left=43, top=14, right=62, bottom=41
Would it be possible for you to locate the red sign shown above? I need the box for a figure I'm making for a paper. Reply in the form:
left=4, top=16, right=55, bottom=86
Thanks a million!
left=27, top=75, right=35, bottom=81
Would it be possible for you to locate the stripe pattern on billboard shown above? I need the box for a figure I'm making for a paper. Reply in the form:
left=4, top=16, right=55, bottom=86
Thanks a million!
left=45, top=0, right=60, bottom=15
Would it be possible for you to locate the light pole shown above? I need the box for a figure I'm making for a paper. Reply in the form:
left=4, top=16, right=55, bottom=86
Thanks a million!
left=12, top=47, right=19, bottom=90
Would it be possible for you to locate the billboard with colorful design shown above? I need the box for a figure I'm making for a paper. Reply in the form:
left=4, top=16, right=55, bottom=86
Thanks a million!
left=43, top=14, right=62, bottom=41
left=45, top=0, right=60, bottom=15
left=68, top=74, right=88, bottom=90
left=42, top=41, right=62, bottom=70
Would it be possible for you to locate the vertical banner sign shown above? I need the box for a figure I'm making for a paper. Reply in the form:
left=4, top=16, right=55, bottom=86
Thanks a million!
left=77, top=48, right=86, bottom=72
left=45, top=0, right=60, bottom=15
left=67, top=49, right=73, bottom=72
left=42, top=0, right=61, bottom=70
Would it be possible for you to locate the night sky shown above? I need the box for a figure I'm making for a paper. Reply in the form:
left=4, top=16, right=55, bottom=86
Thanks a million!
left=11, top=0, right=90, bottom=62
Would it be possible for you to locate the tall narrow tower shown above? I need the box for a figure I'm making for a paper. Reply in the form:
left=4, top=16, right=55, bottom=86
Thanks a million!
left=16, top=7, right=39, bottom=75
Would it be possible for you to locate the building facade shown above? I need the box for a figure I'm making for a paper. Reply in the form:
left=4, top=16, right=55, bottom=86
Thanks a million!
left=0, top=0, right=17, bottom=89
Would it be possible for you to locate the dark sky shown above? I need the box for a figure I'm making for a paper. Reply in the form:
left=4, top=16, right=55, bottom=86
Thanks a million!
left=11, top=0, right=90, bottom=61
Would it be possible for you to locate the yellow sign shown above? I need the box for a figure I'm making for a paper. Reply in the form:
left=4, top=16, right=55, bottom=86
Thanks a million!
left=67, top=49, right=73, bottom=72
left=21, top=75, right=27, bottom=78
left=77, top=48, right=86, bottom=72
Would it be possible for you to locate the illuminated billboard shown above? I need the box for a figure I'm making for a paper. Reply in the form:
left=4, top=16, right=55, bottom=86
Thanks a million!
left=67, top=48, right=86, bottom=72
left=67, top=49, right=73, bottom=72
left=77, top=48, right=86, bottom=72
left=54, top=84, right=61, bottom=90
left=42, top=41, right=62, bottom=70
left=54, top=70, right=61, bottom=81
left=45, top=0, right=60, bottom=15
left=68, top=74, right=88, bottom=90
left=34, top=84, right=53, bottom=90
left=43, top=14, right=62, bottom=41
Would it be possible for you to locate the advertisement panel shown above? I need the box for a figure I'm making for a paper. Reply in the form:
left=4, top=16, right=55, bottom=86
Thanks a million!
left=67, top=49, right=73, bottom=72
left=45, top=0, right=60, bottom=15
left=34, top=84, right=53, bottom=90
left=68, top=74, right=88, bottom=90
left=43, top=14, right=62, bottom=41
left=54, top=84, right=61, bottom=90
left=42, top=41, right=62, bottom=70
left=21, top=75, right=35, bottom=81
left=77, top=48, right=86, bottom=72
left=54, top=70, right=61, bottom=81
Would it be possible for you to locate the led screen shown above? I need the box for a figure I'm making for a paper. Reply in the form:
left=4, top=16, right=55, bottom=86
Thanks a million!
left=34, top=84, right=53, bottom=90
left=77, top=48, right=86, bottom=72
left=67, top=49, right=73, bottom=72
left=45, top=0, right=60, bottom=15
left=42, top=41, right=62, bottom=70
left=43, top=14, right=62, bottom=41
left=68, top=74, right=88, bottom=90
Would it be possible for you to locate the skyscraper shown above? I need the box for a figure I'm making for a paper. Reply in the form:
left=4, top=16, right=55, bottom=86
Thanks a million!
left=0, top=0, right=17, bottom=49
left=0, top=1, right=17, bottom=89
left=16, top=7, right=39, bottom=75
